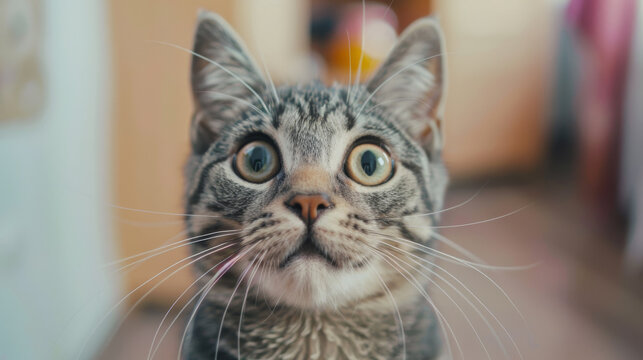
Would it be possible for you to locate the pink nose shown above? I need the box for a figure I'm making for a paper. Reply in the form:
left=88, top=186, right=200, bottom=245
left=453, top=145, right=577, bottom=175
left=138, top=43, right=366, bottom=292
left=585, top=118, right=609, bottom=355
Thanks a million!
left=286, top=194, right=332, bottom=225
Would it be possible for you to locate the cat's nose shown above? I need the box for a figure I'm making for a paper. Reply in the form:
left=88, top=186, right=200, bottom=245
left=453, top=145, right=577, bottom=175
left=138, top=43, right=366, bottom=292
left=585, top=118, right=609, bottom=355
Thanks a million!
left=286, top=193, right=333, bottom=225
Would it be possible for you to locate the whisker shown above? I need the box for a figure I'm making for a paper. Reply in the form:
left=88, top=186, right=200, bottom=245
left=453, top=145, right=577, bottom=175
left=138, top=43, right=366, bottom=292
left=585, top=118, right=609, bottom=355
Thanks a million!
left=369, top=262, right=407, bottom=360
left=55, top=228, right=190, bottom=352
left=237, top=250, right=266, bottom=358
left=257, top=287, right=285, bottom=325
left=110, top=232, right=240, bottom=276
left=110, top=203, right=221, bottom=218
left=372, top=231, right=537, bottom=271
left=196, top=90, right=271, bottom=121
left=378, top=240, right=522, bottom=360
left=75, top=240, right=237, bottom=360
left=373, top=183, right=487, bottom=221
left=346, top=30, right=353, bottom=102
left=105, top=229, right=240, bottom=268
left=428, top=231, right=487, bottom=266
left=377, top=245, right=492, bottom=359
left=247, top=11, right=280, bottom=106
left=152, top=41, right=271, bottom=115
left=254, top=255, right=270, bottom=304
left=373, top=232, right=528, bottom=327
left=407, top=204, right=532, bottom=230
left=117, top=218, right=186, bottom=228
left=350, top=0, right=367, bottom=104
left=383, top=0, right=396, bottom=18
left=376, top=243, right=510, bottom=359
left=147, top=250, right=240, bottom=360
left=258, top=51, right=280, bottom=106
left=355, top=52, right=449, bottom=120
left=367, top=247, right=460, bottom=360
left=177, top=244, right=258, bottom=359
left=214, top=253, right=261, bottom=360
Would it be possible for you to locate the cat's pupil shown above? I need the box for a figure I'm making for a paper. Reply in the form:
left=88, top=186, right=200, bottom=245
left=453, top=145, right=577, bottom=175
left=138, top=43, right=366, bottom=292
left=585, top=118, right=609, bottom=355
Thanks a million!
left=361, top=150, right=377, bottom=176
left=249, top=146, right=267, bottom=172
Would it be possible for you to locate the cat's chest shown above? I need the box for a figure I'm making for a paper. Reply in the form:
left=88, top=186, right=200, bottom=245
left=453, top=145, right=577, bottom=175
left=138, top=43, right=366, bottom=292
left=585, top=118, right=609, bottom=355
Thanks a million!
left=189, top=297, right=404, bottom=360
left=187, top=289, right=439, bottom=360
left=237, top=309, right=401, bottom=360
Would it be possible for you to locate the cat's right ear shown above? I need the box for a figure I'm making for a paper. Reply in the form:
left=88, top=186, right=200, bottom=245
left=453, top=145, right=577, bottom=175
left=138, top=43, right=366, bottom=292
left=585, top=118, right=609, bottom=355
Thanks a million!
left=365, top=17, right=446, bottom=154
left=190, top=10, right=266, bottom=153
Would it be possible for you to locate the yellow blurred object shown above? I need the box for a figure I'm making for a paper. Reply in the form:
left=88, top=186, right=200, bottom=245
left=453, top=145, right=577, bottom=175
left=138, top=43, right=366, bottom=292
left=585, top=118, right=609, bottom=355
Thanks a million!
left=329, top=39, right=381, bottom=81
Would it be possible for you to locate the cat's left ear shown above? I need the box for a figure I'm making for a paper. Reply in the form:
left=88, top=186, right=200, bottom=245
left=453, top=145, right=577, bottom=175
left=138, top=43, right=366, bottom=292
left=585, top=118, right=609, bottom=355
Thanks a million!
left=366, top=17, right=446, bottom=153
left=190, top=10, right=267, bottom=153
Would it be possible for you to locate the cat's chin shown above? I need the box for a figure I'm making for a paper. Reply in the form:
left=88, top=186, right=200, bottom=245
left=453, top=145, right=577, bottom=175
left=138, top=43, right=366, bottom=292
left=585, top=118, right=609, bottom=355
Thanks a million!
left=278, top=237, right=339, bottom=269
left=256, top=259, right=381, bottom=310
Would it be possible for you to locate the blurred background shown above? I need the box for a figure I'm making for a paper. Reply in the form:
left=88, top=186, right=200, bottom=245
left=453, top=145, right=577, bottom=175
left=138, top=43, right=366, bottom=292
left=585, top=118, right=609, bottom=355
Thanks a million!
left=1, top=0, right=642, bottom=359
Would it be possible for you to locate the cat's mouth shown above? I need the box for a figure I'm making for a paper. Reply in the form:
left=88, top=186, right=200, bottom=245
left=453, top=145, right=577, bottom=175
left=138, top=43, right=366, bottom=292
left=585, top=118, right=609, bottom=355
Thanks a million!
left=279, top=234, right=338, bottom=268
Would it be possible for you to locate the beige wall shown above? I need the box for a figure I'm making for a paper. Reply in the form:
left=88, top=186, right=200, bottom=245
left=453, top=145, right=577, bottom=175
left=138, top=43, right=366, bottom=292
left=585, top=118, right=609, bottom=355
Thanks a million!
left=438, top=0, right=554, bottom=178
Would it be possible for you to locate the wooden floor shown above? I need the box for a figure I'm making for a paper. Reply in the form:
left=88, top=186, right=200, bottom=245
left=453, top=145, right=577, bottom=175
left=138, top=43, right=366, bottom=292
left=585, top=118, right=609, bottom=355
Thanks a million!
left=98, top=178, right=643, bottom=359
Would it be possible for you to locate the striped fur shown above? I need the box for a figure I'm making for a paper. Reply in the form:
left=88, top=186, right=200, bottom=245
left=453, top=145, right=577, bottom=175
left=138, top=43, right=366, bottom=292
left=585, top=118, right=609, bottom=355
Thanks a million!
left=183, top=11, right=448, bottom=360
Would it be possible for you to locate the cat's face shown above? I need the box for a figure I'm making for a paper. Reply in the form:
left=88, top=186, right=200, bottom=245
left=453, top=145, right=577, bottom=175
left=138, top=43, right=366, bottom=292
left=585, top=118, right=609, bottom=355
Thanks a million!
left=185, top=11, right=447, bottom=309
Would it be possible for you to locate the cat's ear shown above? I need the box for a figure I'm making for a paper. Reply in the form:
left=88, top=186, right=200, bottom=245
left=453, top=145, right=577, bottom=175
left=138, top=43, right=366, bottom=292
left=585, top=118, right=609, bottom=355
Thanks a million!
left=365, top=17, right=446, bottom=153
left=190, top=10, right=266, bottom=153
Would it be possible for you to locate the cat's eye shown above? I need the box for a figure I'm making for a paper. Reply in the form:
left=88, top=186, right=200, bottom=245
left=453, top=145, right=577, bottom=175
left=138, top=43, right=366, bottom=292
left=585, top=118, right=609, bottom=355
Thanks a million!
left=345, top=143, right=394, bottom=186
left=234, top=140, right=280, bottom=183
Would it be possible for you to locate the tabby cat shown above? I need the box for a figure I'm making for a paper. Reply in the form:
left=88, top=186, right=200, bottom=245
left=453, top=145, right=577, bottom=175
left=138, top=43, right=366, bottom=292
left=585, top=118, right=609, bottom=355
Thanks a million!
left=182, top=10, right=448, bottom=360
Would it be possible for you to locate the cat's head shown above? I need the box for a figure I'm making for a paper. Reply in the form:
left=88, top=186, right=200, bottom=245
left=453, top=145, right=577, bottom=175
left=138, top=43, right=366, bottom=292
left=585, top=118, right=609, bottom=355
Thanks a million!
left=184, top=11, right=447, bottom=309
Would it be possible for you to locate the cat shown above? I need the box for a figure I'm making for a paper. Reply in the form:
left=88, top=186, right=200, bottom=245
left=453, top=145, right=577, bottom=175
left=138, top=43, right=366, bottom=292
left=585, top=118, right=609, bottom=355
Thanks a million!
left=182, top=9, right=448, bottom=360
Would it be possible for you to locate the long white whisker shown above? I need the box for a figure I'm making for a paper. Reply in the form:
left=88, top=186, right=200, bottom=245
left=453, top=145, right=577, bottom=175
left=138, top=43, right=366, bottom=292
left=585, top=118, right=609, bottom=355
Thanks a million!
left=197, top=90, right=271, bottom=120
left=110, top=203, right=221, bottom=218
left=257, top=287, right=285, bottom=324
left=57, top=228, right=191, bottom=351
left=105, top=229, right=240, bottom=268
left=376, top=245, right=491, bottom=359
left=111, top=231, right=240, bottom=274
left=355, top=52, right=448, bottom=119
left=161, top=229, right=190, bottom=246
left=178, top=243, right=258, bottom=359
left=148, top=250, right=240, bottom=360
left=346, top=30, right=353, bottom=101
left=368, top=247, right=461, bottom=360
left=430, top=231, right=487, bottom=265
left=379, top=240, right=522, bottom=360
left=372, top=231, right=537, bottom=271
left=214, top=253, right=260, bottom=360
left=383, top=0, right=396, bottom=18
left=379, top=183, right=487, bottom=221
left=351, top=0, right=367, bottom=104
left=117, top=218, right=185, bottom=228
left=377, top=242, right=514, bottom=359
left=408, top=204, right=532, bottom=230
left=153, top=41, right=271, bottom=115
left=76, top=240, right=236, bottom=360
left=248, top=12, right=280, bottom=106
left=257, top=51, right=280, bottom=105
left=374, top=232, right=528, bottom=327
left=369, top=262, right=408, bottom=360
left=237, top=251, right=266, bottom=358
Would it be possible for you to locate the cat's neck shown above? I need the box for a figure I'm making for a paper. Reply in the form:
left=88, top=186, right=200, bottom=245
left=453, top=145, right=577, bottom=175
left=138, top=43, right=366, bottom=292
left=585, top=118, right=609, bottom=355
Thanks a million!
left=185, top=283, right=441, bottom=360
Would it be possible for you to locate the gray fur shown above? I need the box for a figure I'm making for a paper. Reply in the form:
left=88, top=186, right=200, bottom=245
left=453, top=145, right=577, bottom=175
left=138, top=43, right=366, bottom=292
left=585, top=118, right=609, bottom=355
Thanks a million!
left=183, top=10, right=448, bottom=360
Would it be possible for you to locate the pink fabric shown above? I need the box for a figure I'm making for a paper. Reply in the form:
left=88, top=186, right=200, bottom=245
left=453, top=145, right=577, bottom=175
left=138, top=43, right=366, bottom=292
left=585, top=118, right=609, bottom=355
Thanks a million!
left=567, top=0, right=637, bottom=217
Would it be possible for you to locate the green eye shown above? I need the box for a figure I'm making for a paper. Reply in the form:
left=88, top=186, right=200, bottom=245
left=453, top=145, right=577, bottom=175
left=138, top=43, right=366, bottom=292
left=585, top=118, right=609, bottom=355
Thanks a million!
left=345, top=143, right=394, bottom=186
left=235, top=140, right=280, bottom=183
